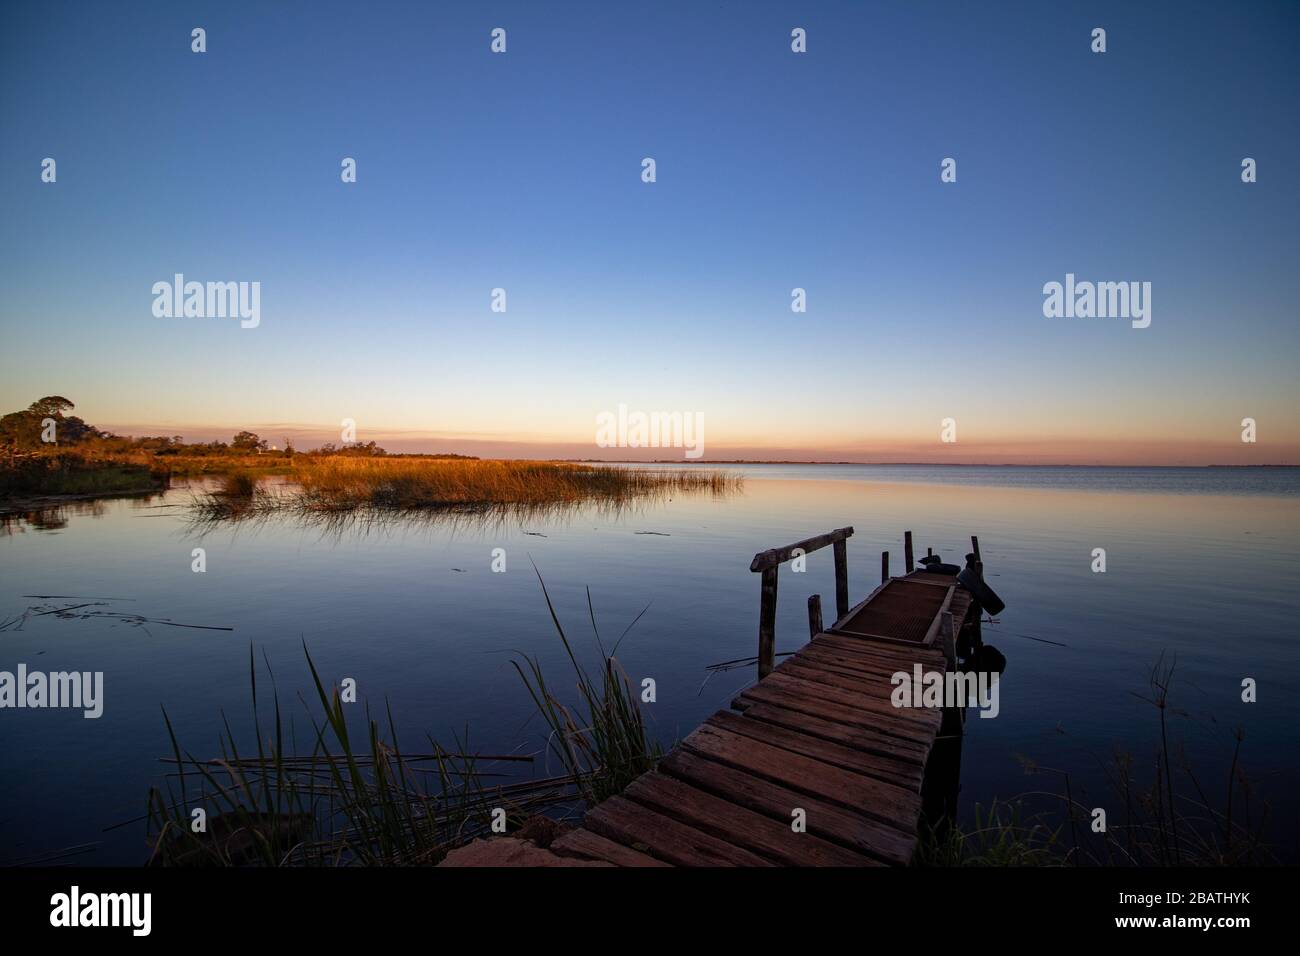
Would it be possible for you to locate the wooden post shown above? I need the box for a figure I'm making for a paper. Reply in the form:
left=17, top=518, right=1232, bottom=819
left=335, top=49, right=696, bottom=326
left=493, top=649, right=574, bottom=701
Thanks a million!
left=904, top=531, right=914, bottom=573
left=940, top=610, right=956, bottom=667
left=758, top=565, right=778, bottom=679
left=807, top=594, right=823, bottom=639
left=833, top=537, right=849, bottom=620
left=881, top=550, right=890, bottom=583
left=927, top=547, right=933, bottom=558
left=970, top=535, right=981, bottom=563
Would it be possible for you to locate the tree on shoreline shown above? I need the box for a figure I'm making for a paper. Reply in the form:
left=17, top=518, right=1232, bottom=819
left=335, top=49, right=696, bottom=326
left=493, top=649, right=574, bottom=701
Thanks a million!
left=1, top=395, right=107, bottom=453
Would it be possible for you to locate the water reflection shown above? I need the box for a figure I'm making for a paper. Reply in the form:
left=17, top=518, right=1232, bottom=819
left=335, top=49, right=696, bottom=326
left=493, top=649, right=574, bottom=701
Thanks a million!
left=0, top=495, right=171, bottom=534
left=2, top=466, right=1298, bottom=864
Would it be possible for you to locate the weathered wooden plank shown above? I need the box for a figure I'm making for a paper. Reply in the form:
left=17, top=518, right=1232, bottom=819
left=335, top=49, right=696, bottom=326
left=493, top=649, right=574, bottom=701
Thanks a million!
left=814, top=630, right=949, bottom=659
left=750, top=671, right=941, bottom=733
left=776, top=658, right=902, bottom=697
left=812, top=633, right=947, bottom=667
left=920, top=586, right=956, bottom=647
left=706, top=710, right=923, bottom=790
left=812, top=644, right=941, bottom=671
left=750, top=526, right=853, bottom=571
left=793, top=644, right=919, bottom=680
left=624, top=772, right=877, bottom=867
left=780, top=659, right=905, bottom=693
left=803, top=646, right=944, bottom=680
left=550, top=827, right=673, bottom=867
left=734, top=681, right=937, bottom=745
left=793, top=644, right=911, bottom=672
left=583, top=795, right=775, bottom=867
left=816, top=633, right=946, bottom=660
left=679, top=723, right=923, bottom=828
left=736, top=700, right=929, bottom=765
left=660, top=749, right=915, bottom=865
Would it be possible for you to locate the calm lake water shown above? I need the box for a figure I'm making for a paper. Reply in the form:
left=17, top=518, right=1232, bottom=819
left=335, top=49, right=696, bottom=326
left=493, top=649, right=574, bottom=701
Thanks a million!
left=2, top=464, right=1298, bottom=864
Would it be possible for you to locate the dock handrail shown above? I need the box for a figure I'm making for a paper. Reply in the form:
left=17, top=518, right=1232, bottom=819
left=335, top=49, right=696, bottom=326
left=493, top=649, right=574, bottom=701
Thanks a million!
left=749, top=526, right=853, bottom=678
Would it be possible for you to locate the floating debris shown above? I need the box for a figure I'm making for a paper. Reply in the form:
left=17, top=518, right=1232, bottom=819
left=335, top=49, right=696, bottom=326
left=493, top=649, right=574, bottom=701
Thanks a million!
left=2, top=598, right=232, bottom=633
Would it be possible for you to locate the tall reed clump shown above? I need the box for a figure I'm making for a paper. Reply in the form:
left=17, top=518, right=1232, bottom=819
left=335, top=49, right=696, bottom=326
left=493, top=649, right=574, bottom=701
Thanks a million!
left=216, top=470, right=258, bottom=500
left=512, top=569, right=662, bottom=805
left=144, top=645, right=516, bottom=866
left=187, top=469, right=267, bottom=520
left=290, top=458, right=740, bottom=512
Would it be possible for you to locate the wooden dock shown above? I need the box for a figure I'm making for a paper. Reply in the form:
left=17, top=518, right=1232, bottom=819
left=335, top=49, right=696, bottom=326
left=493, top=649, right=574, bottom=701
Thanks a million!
left=540, top=527, right=987, bottom=868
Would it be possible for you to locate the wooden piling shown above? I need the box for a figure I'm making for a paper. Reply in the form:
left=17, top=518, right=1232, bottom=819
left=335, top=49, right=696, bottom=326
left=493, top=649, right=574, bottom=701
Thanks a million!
left=904, top=531, right=914, bottom=573
left=758, top=565, right=778, bottom=678
left=970, top=535, right=981, bottom=563
left=833, top=538, right=849, bottom=620
left=881, top=550, right=890, bottom=583
left=807, top=593, right=823, bottom=639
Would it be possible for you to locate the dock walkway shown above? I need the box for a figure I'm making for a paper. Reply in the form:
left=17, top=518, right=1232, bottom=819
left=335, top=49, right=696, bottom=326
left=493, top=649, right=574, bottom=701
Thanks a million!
left=545, top=528, right=983, bottom=867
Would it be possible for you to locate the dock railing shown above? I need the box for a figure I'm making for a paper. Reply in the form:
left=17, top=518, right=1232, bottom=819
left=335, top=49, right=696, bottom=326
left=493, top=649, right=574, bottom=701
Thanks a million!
left=749, top=526, right=853, bottom=678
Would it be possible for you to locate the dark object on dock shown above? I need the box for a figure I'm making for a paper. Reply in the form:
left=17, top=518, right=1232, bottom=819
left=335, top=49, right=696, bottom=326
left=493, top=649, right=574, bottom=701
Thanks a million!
left=957, top=565, right=1005, bottom=616
left=917, top=554, right=960, bottom=575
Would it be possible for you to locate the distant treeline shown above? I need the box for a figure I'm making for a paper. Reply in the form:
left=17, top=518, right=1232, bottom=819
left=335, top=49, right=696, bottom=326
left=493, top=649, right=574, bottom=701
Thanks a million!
left=0, top=396, right=477, bottom=461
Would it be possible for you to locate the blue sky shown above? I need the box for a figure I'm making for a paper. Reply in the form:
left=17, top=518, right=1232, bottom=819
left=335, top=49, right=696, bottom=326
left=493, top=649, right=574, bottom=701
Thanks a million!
left=2, top=0, right=1297, bottom=462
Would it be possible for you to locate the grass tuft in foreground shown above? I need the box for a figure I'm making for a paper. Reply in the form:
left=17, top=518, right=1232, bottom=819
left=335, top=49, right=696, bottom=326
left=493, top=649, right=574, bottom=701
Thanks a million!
left=915, top=800, right=1063, bottom=867
left=144, top=645, right=558, bottom=866
left=512, top=567, right=663, bottom=805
